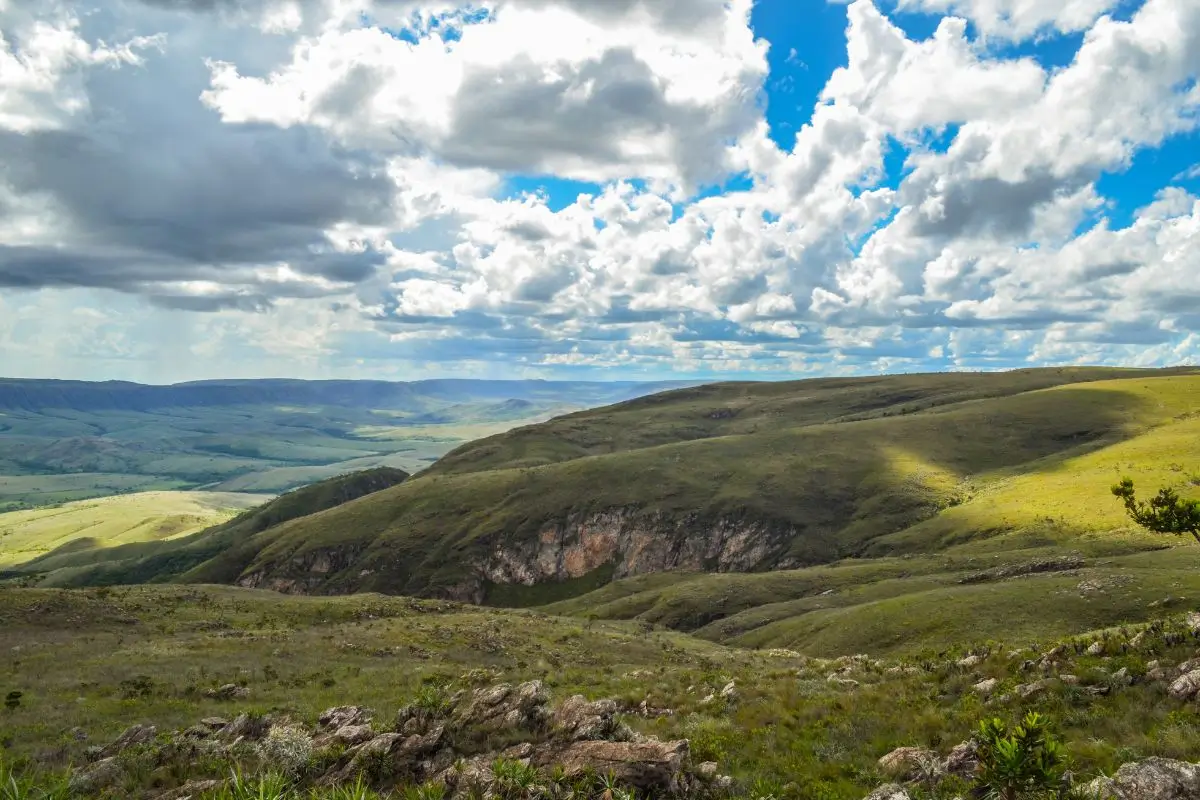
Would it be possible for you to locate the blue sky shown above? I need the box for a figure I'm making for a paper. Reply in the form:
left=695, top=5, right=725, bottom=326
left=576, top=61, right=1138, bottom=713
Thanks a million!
left=0, top=0, right=1198, bottom=382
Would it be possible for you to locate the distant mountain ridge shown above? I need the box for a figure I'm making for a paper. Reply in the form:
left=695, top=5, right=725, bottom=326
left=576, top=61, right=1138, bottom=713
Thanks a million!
left=0, top=378, right=699, bottom=413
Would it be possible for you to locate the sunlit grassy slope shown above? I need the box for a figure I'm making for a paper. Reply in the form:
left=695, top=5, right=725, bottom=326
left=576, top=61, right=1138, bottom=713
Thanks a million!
left=0, top=491, right=263, bottom=568
left=2, top=467, right=409, bottom=588
left=541, top=375, right=1200, bottom=651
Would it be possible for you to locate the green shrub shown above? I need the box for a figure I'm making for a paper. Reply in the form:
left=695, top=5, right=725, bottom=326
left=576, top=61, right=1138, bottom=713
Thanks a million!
left=974, top=712, right=1069, bottom=800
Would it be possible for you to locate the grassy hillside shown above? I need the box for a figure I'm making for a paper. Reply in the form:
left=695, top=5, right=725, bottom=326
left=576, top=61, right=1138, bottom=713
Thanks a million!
left=1, top=467, right=409, bottom=587
left=0, top=491, right=262, bottom=568
left=31, top=367, right=1175, bottom=604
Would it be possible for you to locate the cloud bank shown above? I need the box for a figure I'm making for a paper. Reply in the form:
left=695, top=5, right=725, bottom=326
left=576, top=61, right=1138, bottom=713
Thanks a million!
left=0, top=0, right=1197, bottom=381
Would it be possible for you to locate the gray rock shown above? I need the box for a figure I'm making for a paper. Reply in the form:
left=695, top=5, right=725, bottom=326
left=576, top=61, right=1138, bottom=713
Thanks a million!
left=319, top=705, right=373, bottom=731
left=551, top=695, right=623, bottom=742
left=69, top=757, right=123, bottom=794
left=98, top=723, right=157, bottom=758
left=973, top=678, right=999, bottom=697
left=1087, top=641, right=1107, bottom=656
left=204, top=684, right=250, bottom=701
left=943, top=740, right=979, bottom=779
left=533, top=739, right=689, bottom=792
left=1176, top=658, right=1200, bottom=675
left=333, top=724, right=376, bottom=746
left=451, top=681, right=549, bottom=734
left=1168, top=670, right=1200, bottom=700
left=864, top=784, right=911, bottom=800
left=1083, top=757, right=1200, bottom=799
left=1016, top=680, right=1050, bottom=699
left=222, top=714, right=271, bottom=741
left=878, top=747, right=941, bottom=780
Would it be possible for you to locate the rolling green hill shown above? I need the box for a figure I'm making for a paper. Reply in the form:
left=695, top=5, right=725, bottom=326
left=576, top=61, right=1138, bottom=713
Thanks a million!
left=22, top=367, right=1196, bottom=615
left=207, top=368, right=1197, bottom=599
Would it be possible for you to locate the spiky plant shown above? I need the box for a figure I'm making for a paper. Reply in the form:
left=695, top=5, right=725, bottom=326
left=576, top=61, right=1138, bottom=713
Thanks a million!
left=974, top=712, right=1070, bottom=800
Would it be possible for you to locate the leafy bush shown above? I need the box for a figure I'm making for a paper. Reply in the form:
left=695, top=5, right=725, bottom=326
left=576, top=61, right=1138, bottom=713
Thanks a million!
left=974, top=712, right=1069, bottom=800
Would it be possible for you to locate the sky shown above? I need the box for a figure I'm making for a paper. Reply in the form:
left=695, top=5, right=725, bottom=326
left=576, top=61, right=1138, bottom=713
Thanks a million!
left=0, top=0, right=1198, bottom=383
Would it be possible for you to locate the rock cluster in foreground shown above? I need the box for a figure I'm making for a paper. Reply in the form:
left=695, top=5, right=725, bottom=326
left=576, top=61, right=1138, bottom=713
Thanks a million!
left=71, top=681, right=729, bottom=799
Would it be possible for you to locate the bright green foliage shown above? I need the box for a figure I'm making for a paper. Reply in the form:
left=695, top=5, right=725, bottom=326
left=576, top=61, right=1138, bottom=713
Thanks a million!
left=974, top=713, right=1069, bottom=800
left=1111, top=479, right=1200, bottom=544
left=0, top=760, right=69, bottom=800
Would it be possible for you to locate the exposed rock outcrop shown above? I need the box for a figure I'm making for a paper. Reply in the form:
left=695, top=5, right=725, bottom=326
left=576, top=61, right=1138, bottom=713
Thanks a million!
left=72, top=681, right=717, bottom=800
left=1084, top=758, right=1200, bottom=799
left=863, top=784, right=911, bottom=800
left=878, top=747, right=941, bottom=781
left=237, top=510, right=803, bottom=602
left=474, top=511, right=800, bottom=603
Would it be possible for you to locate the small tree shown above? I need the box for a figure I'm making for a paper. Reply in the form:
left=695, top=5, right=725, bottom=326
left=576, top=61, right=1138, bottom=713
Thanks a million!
left=975, top=712, right=1069, bottom=800
left=1111, top=478, right=1200, bottom=544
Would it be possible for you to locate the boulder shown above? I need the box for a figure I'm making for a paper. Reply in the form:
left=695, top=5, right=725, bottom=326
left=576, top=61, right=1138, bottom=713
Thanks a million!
left=1083, top=757, right=1200, bottom=799
left=1186, top=612, right=1200, bottom=636
left=551, top=695, right=624, bottom=742
left=98, top=723, right=157, bottom=758
left=973, top=678, right=999, bottom=697
left=1176, top=659, right=1200, bottom=675
left=534, top=739, right=689, bottom=792
left=451, top=681, right=549, bottom=734
left=222, top=714, right=271, bottom=741
left=1168, top=670, right=1200, bottom=700
left=957, top=654, right=984, bottom=668
left=319, top=705, right=373, bottom=731
left=863, top=784, right=911, bottom=800
left=878, top=747, right=941, bottom=780
left=1087, top=641, right=1107, bottom=656
left=1015, top=680, right=1049, bottom=699
left=333, top=724, right=376, bottom=747
left=204, top=684, right=250, bottom=701
left=331, top=725, right=447, bottom=784
left=943, top=740, right=979, bottom=779
left=69, top=757, right=123, bottom=795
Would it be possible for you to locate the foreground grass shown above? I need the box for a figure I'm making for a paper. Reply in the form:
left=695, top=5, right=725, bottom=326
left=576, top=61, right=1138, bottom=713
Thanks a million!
left=3, top=585, right=1200, bottom=799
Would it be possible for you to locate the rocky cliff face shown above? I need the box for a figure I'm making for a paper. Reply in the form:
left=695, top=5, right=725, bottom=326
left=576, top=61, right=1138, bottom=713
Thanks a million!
left=237, top=545, right=368, bottom=595
left=236, top=509, right=802, bottom=603
left=478, top=510, right=798, bottom=589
